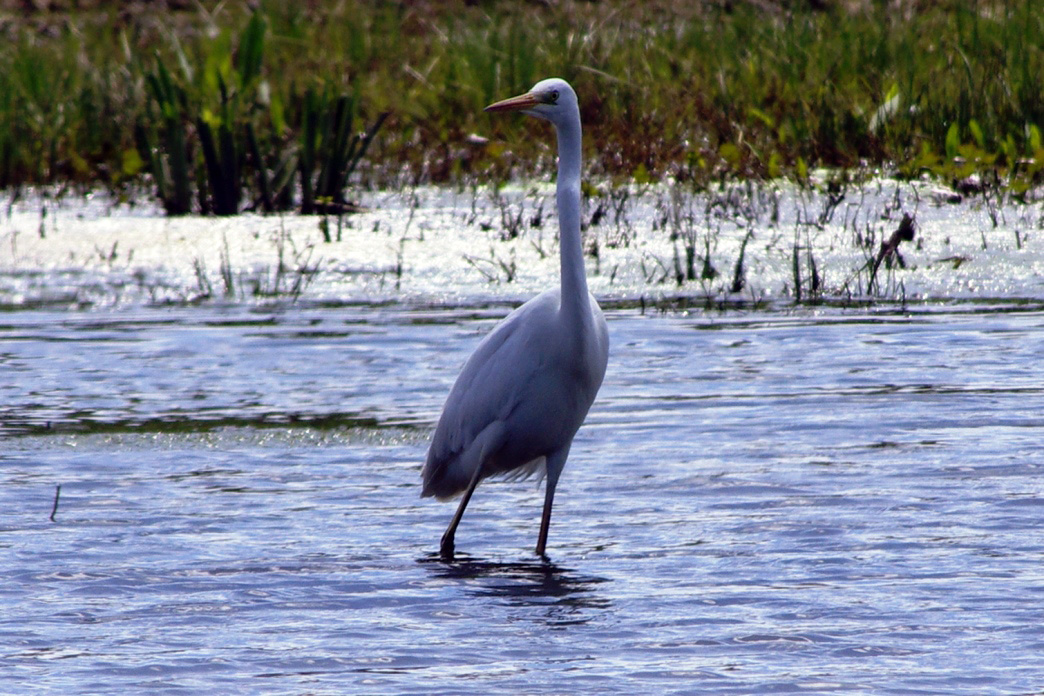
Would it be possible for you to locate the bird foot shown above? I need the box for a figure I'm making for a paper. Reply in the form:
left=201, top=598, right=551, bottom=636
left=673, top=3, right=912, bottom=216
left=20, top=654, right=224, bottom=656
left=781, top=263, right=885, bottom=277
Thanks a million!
left=439, top=535, right=456, bottom=561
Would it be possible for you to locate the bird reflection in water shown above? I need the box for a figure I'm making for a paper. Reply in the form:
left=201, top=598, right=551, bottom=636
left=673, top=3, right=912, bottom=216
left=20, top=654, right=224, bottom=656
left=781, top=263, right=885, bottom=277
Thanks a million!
left=419, top=552, right=611, bottom=625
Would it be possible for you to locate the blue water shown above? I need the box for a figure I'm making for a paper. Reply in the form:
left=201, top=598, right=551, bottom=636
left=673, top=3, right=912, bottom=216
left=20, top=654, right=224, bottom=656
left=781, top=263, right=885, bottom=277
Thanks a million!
left=2, top=302, right=1043, bottom=694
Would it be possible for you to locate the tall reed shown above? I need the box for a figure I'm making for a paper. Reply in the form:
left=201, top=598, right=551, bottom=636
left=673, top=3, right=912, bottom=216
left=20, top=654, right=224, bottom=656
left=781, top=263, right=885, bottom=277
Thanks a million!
left=1, top=1, right=1042, bottom=196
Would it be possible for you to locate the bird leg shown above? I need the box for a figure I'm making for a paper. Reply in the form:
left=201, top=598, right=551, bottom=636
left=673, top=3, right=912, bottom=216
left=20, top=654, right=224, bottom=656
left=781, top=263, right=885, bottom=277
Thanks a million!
left=535, top=449, right=568, bottom=560
left=439, top=461, right=485, bottom=560
left=534, top=478, right=558, bottom=560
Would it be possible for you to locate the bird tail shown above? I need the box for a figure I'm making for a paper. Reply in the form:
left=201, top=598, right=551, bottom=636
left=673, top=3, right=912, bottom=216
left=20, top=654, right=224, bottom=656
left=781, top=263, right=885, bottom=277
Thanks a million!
left=421, top=452, right=472, bottom=500
left=421, top=421, right=508, bottom=500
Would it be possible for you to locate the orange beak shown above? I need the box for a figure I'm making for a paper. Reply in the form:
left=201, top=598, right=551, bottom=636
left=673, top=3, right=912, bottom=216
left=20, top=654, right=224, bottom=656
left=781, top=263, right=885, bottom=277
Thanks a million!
left=485, top=91, right=543, bottom=113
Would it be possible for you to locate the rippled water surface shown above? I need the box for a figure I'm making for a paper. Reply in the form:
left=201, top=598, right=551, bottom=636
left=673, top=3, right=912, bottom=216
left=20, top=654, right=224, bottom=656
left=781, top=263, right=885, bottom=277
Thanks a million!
left=3, top=300, right=1043, bottom=694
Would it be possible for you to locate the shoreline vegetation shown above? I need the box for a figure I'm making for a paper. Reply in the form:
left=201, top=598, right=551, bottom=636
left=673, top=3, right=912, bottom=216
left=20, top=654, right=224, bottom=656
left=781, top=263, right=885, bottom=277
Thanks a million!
left=2, top=0, right=1044, bottom=213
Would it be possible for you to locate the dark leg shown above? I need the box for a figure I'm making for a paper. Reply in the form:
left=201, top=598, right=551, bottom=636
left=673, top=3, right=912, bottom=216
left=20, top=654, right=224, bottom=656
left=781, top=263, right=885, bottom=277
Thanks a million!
left=535, top=448, right=569, bottom=559
left=440, top=463, right=484, bottom=559
left=534, top=477, right=558, bottom=559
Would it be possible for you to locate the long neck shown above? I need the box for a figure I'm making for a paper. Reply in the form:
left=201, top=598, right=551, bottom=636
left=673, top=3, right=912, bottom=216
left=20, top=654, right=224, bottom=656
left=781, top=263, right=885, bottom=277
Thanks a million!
left=554, top=111, right=590, bottom=319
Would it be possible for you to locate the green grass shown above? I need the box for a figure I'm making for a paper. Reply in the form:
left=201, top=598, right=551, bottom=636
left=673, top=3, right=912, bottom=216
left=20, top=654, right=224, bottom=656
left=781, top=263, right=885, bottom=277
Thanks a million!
left=2, top=0, right=1044, bottom=207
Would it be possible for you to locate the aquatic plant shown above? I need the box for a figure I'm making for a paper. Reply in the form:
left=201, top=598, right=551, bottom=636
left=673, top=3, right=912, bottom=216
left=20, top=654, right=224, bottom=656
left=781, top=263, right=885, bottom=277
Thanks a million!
left=298, top=88, right=389, bottom=215
left=133, top=10, right=388, bottom=216
left=137, top=12, right=269, bottom=215
left=141, top=62, right=193, bottom=215
left=1, top=1, right=1044, bottom=197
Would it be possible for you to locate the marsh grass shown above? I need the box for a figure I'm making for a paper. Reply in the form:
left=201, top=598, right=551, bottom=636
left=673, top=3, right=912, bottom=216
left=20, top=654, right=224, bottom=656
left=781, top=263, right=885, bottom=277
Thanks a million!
left=3, top=0, right=1044, bottom=202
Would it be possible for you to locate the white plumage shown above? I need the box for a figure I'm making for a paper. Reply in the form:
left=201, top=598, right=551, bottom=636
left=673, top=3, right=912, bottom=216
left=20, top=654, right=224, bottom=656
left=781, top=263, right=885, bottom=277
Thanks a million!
left=421, top=78, right=609, bottom=559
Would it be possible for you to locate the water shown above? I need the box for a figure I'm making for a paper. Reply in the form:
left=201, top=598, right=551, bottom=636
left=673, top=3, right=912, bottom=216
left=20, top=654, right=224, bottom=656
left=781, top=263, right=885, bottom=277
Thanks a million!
left=3, top=301, right=1044, bottom=694
left=3, top=183, right=1044, bottom=692
left=4, top=180, right=1044, bottom=308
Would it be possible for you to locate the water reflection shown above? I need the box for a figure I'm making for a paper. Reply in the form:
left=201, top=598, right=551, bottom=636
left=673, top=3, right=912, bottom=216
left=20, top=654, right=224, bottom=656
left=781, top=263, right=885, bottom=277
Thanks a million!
left=419, top=552, right=611, bottom=625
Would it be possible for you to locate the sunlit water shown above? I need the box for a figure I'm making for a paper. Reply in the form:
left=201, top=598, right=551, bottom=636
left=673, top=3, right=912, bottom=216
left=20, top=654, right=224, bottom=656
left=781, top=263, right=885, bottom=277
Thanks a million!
left=3, top=301, right=1043, bottom=694
left=3, top=184, right=1044, bottom=692
left=3, top=180, right=1044, bottom=308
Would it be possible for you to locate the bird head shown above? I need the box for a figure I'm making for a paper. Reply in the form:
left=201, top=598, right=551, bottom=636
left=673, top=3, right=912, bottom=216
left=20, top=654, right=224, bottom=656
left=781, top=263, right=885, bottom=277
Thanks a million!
left=484, top=78, right=578, bottom=128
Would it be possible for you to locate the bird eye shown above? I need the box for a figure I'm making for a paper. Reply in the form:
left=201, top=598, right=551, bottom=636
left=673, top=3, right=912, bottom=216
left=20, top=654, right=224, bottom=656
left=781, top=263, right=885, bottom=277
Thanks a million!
left=549, top=89, right=559, bottom=103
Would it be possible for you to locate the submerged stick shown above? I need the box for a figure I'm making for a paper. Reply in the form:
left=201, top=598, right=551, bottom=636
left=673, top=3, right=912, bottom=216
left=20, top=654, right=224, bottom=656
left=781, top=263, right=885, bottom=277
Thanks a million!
left=50, top=485, right=61, bottom=522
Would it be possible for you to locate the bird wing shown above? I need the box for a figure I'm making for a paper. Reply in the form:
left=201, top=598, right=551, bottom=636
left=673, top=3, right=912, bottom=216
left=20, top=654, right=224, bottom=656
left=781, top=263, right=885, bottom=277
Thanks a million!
left=422, top=291, right=560, bottom=498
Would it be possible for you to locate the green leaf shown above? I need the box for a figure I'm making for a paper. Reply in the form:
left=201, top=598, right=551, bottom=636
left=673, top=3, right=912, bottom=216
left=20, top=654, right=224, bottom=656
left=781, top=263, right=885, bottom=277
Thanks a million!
left=268, top=88, right=285, bottom=134
left=70, top=151, right=89, bottom=176
left=968, top=119, right=984, bottom=148
left=748, top=107, right=775, bottom=129
left=169, top=32, right=193, bottom=84
left=767, top=151, right=781, bottom=179
left=869, top=83, right=900, bottom=133
left=1029, top=123, right=1042, bottom=153
left=719, top=142, right=741, bottom=167
left=121, top=148, right=145, bottom=177
left=1001, top=134, right=1017, bottom=164
left=201, top=107, right=220, bottom=129
left=632, top=162, right=651, bottom=185
left=945, top=122, right=960, bottom=159
left=237, top=12, right=267, bottom=88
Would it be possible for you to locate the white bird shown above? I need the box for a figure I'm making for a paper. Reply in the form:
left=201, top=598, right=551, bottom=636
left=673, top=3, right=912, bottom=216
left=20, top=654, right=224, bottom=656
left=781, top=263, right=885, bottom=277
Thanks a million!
left=422, top=78, right=609, bottom=559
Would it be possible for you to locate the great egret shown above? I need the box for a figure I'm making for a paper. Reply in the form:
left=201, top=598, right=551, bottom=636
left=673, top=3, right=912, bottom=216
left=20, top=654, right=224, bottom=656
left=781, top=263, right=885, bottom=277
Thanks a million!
left=422, top=78, right=609, bottom=559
